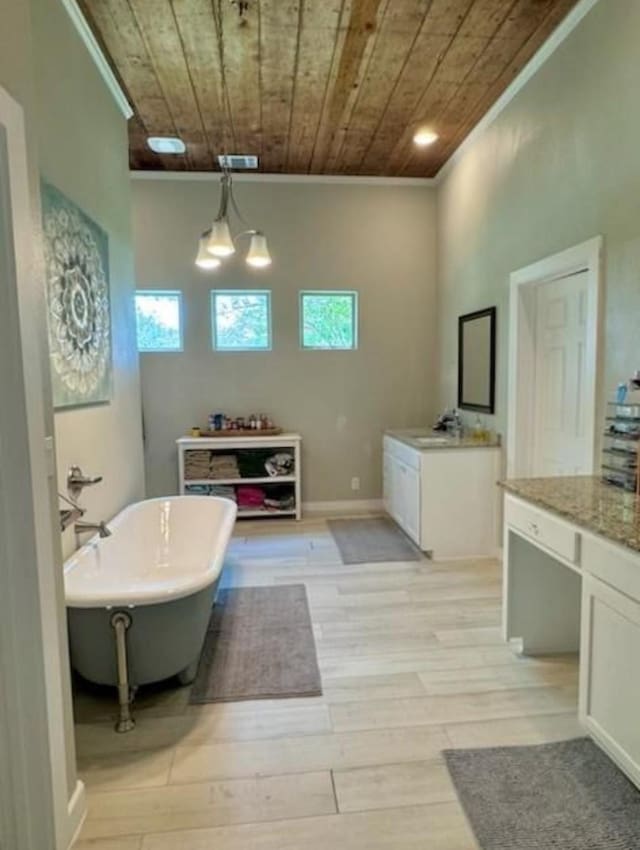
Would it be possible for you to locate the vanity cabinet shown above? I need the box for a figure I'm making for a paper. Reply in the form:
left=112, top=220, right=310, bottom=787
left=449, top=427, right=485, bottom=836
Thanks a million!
left=579, top=538, right=640, bottom=787
left=384, top=434, right=500, bottom=558
left=502, top=481, right=640, bottom=790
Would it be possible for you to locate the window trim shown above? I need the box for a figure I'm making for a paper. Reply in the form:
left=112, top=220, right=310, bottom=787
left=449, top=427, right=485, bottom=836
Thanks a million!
left=210, top=289, right=273, bottom=352
left=299, top=290, right=359, bottom=350
left=135, top=289, right=184, bottom=353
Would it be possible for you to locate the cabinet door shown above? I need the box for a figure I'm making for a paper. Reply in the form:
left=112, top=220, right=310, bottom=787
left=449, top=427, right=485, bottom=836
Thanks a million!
left=383, top=451, right=392, bottom=516
left=390, top=457, right=404, bottom=525
left=580, top=574, right=640, bottom=787
left=401, top=463, right=420, bottom=545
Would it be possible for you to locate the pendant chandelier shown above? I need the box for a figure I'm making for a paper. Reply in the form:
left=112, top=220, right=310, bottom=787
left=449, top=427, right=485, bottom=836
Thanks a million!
left=195, top=169, right=272, bottom=271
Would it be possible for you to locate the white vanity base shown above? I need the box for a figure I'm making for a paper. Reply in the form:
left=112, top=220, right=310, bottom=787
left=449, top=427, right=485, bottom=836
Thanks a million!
left=503, top=491, right=640, bottom=790
left=383, top=434, right=500, bottom=559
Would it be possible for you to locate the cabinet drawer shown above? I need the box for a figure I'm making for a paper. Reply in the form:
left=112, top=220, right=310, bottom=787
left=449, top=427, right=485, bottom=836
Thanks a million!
left=582, top=535, right=640, bottom=603
left=505, top=496, right=579, bottom=565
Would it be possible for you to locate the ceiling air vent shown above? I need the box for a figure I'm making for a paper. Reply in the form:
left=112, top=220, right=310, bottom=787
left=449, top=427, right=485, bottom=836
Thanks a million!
left=218, top=154, right=259, bottom=170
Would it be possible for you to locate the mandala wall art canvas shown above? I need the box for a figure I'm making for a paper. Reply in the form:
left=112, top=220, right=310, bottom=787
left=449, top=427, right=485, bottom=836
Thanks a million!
left=41, top=182, right=112, bottom=407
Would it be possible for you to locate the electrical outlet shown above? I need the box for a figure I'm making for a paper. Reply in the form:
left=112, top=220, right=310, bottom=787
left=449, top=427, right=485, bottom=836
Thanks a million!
left=351, top=476, right=360, bottom=491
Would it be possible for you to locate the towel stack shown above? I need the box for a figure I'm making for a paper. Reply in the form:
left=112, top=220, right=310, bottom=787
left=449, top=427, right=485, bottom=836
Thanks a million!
left=185, top=483, right=237, bottom=500
left=184, top=451, right=240, bottom=481
left=209, top=485, right=237, bottom=501
left=184, top=450, right=212, bottom=480
left=209, top=454, right=240, bottom=480
left=237, top=485, right=266, bottom=511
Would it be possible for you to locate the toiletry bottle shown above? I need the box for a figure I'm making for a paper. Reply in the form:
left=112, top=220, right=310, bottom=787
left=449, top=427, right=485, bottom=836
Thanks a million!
left=617, top=382, right=628, bottom=404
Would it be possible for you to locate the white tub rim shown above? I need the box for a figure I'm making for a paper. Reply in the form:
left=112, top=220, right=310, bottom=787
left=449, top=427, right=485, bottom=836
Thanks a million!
left=64, top=495, right=237, bottom=609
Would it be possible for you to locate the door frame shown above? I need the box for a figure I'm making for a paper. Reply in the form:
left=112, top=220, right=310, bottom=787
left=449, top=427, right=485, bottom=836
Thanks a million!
left=0, top=85, right=85, bottom=849
left=507, top=236, right=603, bottom=478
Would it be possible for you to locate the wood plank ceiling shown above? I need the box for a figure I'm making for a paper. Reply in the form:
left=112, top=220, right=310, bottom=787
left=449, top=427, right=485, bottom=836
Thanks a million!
left=79, top=0, right=581, bottom=177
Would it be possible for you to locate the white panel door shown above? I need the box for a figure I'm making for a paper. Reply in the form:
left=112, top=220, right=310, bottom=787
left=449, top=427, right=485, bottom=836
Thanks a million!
left=532, top=271, right=589, bottom=475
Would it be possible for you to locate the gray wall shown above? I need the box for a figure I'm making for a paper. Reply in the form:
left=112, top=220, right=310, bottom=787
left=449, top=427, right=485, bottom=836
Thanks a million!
left=132, top=178, right=437, bottom=502
left=0, top=0, right=145, bottom=831
left=30, top=0, right=145, bottom=558
left=436, top=0, right=640, bottom=444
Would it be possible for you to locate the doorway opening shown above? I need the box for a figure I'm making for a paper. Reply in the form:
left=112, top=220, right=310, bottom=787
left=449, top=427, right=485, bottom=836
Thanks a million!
left=507, top=237, right=603, bottom=478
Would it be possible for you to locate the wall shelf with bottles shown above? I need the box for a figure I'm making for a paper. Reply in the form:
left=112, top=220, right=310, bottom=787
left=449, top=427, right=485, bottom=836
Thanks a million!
left=602, top=402, right=640, bottom=493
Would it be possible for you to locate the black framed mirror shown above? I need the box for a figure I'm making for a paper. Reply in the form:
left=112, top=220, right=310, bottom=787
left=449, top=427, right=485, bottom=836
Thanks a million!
left=458, top=306, right=496, bottom=414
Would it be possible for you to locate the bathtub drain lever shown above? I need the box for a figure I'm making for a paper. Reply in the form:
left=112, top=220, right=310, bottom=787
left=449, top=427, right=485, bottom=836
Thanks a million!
left=111, top=611, right=135, bottom=733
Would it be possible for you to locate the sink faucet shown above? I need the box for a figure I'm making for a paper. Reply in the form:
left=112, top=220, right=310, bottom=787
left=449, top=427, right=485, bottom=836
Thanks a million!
left=75, top=520, right=112, bottom=539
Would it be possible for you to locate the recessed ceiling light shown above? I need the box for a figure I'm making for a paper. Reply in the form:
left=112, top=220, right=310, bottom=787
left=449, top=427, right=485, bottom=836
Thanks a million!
left=413, top=128, right=438, bottom=147
left=147, top=136, right=186, bottom=155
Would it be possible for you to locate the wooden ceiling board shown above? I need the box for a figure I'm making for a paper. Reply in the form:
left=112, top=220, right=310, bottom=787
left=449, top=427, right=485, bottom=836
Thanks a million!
left=172, top=0, right=233, bottom=157
left=79, top=0, right=582, bottom=176
left=394, top=0, right=568, bottom=175
left=259, top=0, right=301, bottom=172
left=285, top=1, right=346, bottom=172
left=215, top=0, right=262, bottom=160
left=127, top=0, right=214, bottom=169
left=332, top=0, right=434, bottom=174
left=309, top=0, right=387, bottom=172
left=355, top=31, right=453, bottom=175
left=79, top=1, right=174, bottom=134
left=427, top=0, right=579, bottom=174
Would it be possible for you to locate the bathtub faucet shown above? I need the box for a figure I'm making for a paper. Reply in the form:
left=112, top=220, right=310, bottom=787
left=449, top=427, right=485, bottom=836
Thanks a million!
left=75, top=519, right=112, bottom=539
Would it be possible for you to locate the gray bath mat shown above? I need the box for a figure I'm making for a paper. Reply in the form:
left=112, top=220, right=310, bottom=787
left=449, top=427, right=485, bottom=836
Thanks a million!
left=189, top=585, right=322, bottom=704
left=444, top=738, right=640, bottom=849
left=328, top=516, right=423, bottom=564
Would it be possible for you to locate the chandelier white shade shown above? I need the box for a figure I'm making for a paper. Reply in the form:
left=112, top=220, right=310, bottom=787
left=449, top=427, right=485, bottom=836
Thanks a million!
left=246, top=232, right=272, bottom=268
left=206, top=219, right=235, bottom=257
left=195, top=234, right=221, bottom=270
left=195, top=170, right=272, bottom=271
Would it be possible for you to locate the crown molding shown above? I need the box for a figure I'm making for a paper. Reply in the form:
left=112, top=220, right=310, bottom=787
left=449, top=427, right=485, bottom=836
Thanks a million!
left=59, top=0, right=133, bottom=120
left=130, top=171, right=436, bottom=187
left=435, top=0, right=602, bottom=184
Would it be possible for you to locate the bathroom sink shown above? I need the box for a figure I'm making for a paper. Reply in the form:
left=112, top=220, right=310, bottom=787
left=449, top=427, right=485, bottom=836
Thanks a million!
left=414, top=436, right=449, bottom=445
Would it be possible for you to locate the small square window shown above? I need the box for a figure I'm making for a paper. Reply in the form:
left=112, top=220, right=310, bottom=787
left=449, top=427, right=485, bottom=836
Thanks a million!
left=135, top=291, right=183, bottom=352
left=300, top=291, right=358, bottom=350
left=211, top=290, right=272, bottom=351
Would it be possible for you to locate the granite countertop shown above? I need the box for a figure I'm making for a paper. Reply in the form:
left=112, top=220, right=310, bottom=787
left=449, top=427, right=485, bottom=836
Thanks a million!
left=500, top=475, right=640, bottom=553
left=385, top=428, right=501, bottom=451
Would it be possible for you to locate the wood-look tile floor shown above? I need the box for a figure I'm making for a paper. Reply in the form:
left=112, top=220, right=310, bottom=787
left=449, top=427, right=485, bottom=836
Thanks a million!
left=73, top=517, right=581, bottom=850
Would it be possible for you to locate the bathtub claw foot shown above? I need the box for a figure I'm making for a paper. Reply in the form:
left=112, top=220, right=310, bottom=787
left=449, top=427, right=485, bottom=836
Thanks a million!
left=115, top=713, right=135, bottom=734
left=111, top=611, right=136, bottom=733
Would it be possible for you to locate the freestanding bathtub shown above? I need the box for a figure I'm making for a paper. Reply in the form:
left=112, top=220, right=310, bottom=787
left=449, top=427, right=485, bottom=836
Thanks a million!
left=64, top=496, right=237, bottom=725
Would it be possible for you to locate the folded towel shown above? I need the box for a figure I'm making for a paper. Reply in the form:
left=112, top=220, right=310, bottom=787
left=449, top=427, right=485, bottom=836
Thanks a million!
left=236, top=485, right=266, bottom=508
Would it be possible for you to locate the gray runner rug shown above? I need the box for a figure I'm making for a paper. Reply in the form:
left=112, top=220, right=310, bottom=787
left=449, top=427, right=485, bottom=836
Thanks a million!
left=444, top=738, right=640, bottom=850
left=328, top=516, right=423, bottom=564
left=190, top=584, right=322, bottom=703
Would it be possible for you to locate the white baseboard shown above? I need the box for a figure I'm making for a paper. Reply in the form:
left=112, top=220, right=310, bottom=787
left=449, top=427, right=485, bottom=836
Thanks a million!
left=303, top=499, right=384, bottom=516
left=67, top=780, right=86, bottom=848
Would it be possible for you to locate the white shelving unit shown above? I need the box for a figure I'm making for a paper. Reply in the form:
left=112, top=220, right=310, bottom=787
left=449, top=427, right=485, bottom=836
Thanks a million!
left=177, top=433, right=302, bottom=520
